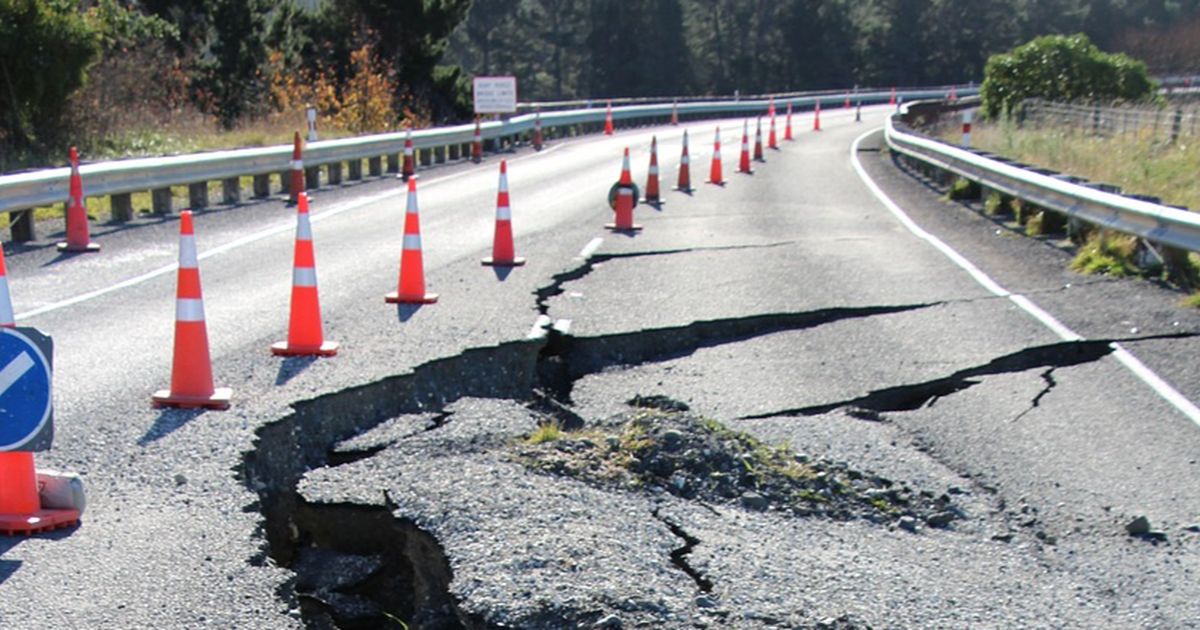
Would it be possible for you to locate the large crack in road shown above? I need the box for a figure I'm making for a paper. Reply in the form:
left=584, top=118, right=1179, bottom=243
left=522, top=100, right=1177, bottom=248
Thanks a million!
left=239, top=248, right=1181, bottom=628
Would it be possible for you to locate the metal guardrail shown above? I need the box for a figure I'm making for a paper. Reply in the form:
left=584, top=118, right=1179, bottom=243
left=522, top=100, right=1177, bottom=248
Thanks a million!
left=885, top=106, right=1200, bottom=254
left=0, top=86, right=977, bottom=241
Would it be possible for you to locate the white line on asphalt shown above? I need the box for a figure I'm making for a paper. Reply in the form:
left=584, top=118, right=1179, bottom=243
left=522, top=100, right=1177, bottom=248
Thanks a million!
left=849, top=128, right=1200, bottom=428
left=15, top=144, right=567, bottom=322
left=578, top=237, right=604, bottom=260
left=0, top=351, right=34, bottom=397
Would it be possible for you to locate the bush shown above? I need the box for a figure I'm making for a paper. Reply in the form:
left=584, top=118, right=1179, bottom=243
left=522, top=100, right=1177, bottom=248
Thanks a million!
left=980, top=34, right=1156, bottom=119
left=0, top=0, right=100, bottom=157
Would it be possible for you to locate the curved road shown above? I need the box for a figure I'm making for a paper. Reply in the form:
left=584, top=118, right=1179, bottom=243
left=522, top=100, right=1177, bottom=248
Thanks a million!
left=1, top=103, right=1198, bottom=627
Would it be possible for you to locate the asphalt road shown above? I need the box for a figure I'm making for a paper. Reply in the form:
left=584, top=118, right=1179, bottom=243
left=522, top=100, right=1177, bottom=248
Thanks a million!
left=1, top=103, right=1198, bottom=628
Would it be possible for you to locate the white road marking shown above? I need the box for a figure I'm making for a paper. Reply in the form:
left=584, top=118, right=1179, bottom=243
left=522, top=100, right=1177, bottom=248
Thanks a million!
left=578, top=237, right=604, bottom=260
left=0, top=352, right=34, bottom=398
left=850, top=128, right=1200, bottom=428
left=14, top=144, right=567, bottom=322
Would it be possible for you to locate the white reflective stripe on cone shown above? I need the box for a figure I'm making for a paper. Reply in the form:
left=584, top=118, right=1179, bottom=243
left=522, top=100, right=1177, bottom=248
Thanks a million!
left=496, top=205, right=512, bottom=220
left=403, top=234, right=422, bottom=250
left=292, top=160, right=303, bottom=170
left=176, top=298, right=206, bottom=322
left=405, top=147, right=414, bottom=156
left=649, top=165, right=659, bottom=175
left=681, top=155, right=690, bottom=164
left=179, top=235, right=199, bottom=268
left=293, top=267, right=317, bottom=288
left=296, top=216, right=313, bottom=241
left=618, top=189, right=633, bottom=197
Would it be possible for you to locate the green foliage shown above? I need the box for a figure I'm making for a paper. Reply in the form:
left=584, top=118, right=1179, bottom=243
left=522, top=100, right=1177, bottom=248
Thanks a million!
left=981, top=34, right=1156, bottom=119
left=946, top=178, right=980, bottom=200
left=0, top=0, right=100, bottom=152
left=1070, top=231, right=1142, bottom=277
left=525, top=422, right=563, bottom=445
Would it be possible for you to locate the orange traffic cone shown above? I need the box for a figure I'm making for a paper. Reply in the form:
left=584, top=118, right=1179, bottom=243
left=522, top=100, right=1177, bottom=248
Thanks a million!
left=643, top=136, right=662, bottom=205
left=402, top=128, right=415, bottom=180
left=844, top=92, right=851, bottom=109
left=768, top=97, right=776, bottom=118
left=674, top=129, right=693, bottom=193
left=606, top=148, right=641, bottom=232
left=738, top=121, right=752, bottom=174
left=290, top=131, right=304, bottom=205
left=0, top=243, right=80, bottom=535
left=57, top=147, right=100, bottom=253
left=471, top=117, right=483, bottom=163
left=670, top=99, right=679, bottom=126
left=386, top=178, right=438, bottom=304
left=949, top=86, right=958, bottom=102
left=532, top=109, right=544, bottom=151
left=707, top=127, right=725, bottom=185
left=152, top=211, right=232, bottom=410
left=272, top=193, right=338, bottom=357
left=784, top=103, right=794, bottom=141
left=813, top=101, right=822, bottom=132
left=889, top=87, right=896, bottom=106
left=483, top=161, right=525, bottom=267
left=753, top=118, right=765, bottom=162
left=768, top=113, right=778, bottom=150
left=604, top=100, right=614, bottom=135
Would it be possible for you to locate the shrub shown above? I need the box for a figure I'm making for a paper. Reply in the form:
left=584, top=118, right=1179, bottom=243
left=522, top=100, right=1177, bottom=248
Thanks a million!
left=0, top=0, right=100, bottom=156
left=980, top=34, right=1156, bottom=119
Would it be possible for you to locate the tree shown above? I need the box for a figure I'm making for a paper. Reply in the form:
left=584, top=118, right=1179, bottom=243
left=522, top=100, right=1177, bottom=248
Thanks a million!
left=0, top=0, right=99, bottom=153
left=980, top=33, right=1156, bottom=118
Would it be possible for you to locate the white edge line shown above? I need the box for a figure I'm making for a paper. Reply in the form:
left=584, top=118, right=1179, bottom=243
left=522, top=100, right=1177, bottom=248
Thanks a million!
left=15, top=144, right=569, bottom=322
left=849, top=127, right=1200, bottom=428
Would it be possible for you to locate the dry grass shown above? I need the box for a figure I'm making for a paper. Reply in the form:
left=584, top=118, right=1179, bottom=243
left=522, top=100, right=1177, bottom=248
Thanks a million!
left=944, top=118, right=1200, bottom=211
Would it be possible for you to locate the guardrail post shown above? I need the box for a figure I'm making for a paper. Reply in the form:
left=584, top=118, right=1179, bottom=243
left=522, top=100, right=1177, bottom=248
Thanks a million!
left=111, top=193, right=134, bottom=222
left=188, top=182, right=209, bottom=209
left=386, top=154, right=400, bottom=174
left=152, top=187, right=172, bottom=214
left=348, top=158, right=363, bottom=181
left=1169, top=108, right=1183, bottom=145
left=368, top=156, right=382, bottom=177
left=222, top=178, right=241, bottom=205
left=252, top=175, right=270, bottom=199
left=305, top=166, right=320, bottom=190
left=10, top=209, right=35, bottom=242
left=327, top=161, right=343, bottom=186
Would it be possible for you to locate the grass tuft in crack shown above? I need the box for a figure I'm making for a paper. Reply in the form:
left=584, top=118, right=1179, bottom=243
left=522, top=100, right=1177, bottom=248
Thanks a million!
left=510, top=396, right=959, bottom=528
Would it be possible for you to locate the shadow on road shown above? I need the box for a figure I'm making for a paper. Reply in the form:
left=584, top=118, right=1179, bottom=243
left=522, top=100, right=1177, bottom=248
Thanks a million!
left=275, top=356, right=318, bottom=386
left=137, top=408, right=206, bottom=446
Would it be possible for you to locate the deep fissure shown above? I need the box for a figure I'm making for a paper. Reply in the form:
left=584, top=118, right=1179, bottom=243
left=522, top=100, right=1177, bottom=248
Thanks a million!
left=739, top=333, right=1196, bottom=421
left=244, top=278, right=1139, bottom=626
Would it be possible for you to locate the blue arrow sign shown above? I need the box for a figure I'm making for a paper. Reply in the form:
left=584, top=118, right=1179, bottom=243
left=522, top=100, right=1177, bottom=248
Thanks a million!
left=0, top=327, right=53, bottom=452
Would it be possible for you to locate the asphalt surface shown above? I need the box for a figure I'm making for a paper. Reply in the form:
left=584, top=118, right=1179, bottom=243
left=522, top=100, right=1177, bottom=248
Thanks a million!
left=2, top=103, right=1199, bottom=628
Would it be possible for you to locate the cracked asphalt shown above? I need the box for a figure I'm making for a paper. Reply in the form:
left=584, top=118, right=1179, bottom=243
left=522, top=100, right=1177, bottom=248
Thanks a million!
left=2, top=104, right=1199, bottom=628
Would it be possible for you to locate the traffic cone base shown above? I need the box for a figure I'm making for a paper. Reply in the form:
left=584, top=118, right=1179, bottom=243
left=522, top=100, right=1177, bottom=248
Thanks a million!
left=604, top=223, right=643, bottom=232
left=151, top=387, right=232, bottom=410
left=271, top=340, right=339, bottom=357
left=482, top=256, right=526, bottom=267
left=0, top=452, right=80, bottom=535
left=56, top=241, right=100, bottom=253
left=385, top=291, right=438, bottom=305
left=0, top=509, right=80, bottom=536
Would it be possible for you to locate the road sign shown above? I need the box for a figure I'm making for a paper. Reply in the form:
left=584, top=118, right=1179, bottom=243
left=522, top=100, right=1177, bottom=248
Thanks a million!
left=473, top=76, right=518, bottom=114
left=0, top=327, right=53, bottom=452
